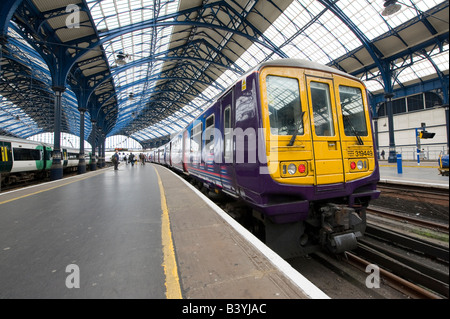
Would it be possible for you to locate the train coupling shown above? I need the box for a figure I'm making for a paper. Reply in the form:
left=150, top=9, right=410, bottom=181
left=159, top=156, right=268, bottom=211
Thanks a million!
left=319, top=204, right=366, bottom=254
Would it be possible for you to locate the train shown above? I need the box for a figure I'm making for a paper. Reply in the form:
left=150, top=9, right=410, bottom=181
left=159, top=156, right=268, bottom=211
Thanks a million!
left=0, top=135, right=92, bottom=186
left=151, top=59, right=381, bottom=257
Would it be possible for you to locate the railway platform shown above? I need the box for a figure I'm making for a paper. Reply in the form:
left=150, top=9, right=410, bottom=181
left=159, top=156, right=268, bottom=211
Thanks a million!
left=379, top=160, right=449, bottom=189
left=0, top=163, right=327, bottom=299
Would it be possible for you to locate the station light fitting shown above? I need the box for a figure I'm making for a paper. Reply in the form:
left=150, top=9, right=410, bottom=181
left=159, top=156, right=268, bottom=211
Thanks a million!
left=115, top=51, right=129, bottom=66
left=382, top=0, right=402, bottom=16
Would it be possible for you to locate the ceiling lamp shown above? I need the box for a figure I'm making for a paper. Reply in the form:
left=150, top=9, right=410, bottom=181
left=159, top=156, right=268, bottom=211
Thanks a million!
left=382, top=0, right=402, bottom=16
left=115, top=51, right=129, bottom=66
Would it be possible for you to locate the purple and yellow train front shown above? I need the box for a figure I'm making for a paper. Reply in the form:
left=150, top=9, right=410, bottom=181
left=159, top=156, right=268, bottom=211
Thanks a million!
left=166, top=59, right=380, bottom=257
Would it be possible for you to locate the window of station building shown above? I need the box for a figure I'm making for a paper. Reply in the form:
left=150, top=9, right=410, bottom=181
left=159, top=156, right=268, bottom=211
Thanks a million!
left=13, top=148, right=41, bottom=161
left=392, top=98, right=406, bottom=115
left=376, top=92, right=443, bottom=118
left=376, top=102, right=386, bottom=117
left=425, top=92, right=442, bottom=109
left=407, top=94, right=424, bottom=112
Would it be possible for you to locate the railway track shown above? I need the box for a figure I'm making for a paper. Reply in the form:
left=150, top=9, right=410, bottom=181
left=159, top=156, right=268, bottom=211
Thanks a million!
left=168, top=168, right=450, bottom=298
left=376, top=182, right=449, bottom=207
left=367, top=206, right=449, bottom=233
left=350, top=223, right=449, bottom=298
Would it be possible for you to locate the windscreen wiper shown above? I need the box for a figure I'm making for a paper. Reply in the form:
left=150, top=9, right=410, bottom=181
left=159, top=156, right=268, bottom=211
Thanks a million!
left=343, top=114, right=364, bottom=145
left=288, top=111, right=305, bottom=146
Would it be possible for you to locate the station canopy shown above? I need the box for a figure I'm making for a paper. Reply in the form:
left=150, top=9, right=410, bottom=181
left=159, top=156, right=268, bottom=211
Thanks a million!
left=0, top=0, right=448, bottom=148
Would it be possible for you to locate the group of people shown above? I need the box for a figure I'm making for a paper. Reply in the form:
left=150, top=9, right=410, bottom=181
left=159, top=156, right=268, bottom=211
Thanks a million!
left=111, top=151, right=148, bottom=170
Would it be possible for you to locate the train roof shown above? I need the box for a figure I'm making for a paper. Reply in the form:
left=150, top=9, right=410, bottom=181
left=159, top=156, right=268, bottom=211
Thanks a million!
left=251, top=58, right=360, bottom=81
left=0, top=135, right=43, bottom=145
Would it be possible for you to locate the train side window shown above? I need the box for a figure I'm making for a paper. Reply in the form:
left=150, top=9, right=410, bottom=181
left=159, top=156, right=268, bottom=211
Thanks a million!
left=339, top=86, right=368, bottom=137
left=310, top=82, right=335, bottom=137
left=205, top=114, right=215, bottom=153
left=224, top=106, right=232, bottom=161
left=68, top=153, right=79, bottom=160
left=266, top=75, right=303, bottom=136
left=191, top=122, right=202, bottom=153
left=13, top=148, right=41, bottom=161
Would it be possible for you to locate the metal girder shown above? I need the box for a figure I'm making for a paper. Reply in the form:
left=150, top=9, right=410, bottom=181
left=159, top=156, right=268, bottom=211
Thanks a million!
left=318, top=0, right=389, bottom=87
left=371, top=76, right=449, bottom=106
left=11, top=0, right=119, bottom=140
left=0, top=0, right=23, bottom=37
left=89, top=38, right=245, bottom=96
left=94, top=1, right=287, bottom=60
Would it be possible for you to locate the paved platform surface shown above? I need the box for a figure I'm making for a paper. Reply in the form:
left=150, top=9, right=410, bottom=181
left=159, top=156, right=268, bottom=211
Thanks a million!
left=0, top=163, right=327, bottom=299
left=0, top=165, right=165, bottom=298
left=379, top=160, right=449, bottom=188
left=154, top=164, right=322, bottom=299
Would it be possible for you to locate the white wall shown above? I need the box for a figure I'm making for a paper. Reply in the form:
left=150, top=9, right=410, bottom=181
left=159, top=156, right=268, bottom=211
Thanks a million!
left=375, top=107, right=448, bottom=161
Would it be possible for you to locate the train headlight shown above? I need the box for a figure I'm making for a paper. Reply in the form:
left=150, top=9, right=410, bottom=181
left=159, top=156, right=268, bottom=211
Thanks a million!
left=280, top=161, right=308, bottom=177
left=288, top=164, right=297, bottom=175
left=349, top=159, right=369, bottom=173
left=357, top=160, right=364, bottom=170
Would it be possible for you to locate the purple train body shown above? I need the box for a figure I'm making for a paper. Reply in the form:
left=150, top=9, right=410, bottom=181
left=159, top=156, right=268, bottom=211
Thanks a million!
left=155, top=59, right=380, bottom=257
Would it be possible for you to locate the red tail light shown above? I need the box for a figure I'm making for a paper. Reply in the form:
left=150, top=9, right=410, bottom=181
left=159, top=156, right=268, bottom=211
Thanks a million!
left=298, top=164, right=306, bottom=173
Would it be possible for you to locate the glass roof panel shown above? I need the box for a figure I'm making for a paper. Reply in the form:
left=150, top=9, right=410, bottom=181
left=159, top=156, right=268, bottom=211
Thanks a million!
left=0, top=95, right=41, bottom=137
left=87, top=0, right=180, bottom=132
left=87, top=0, right=448, bottom=144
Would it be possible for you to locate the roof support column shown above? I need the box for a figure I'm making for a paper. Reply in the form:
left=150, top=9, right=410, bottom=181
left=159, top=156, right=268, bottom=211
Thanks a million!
left=98, top=136, right=104, bottom=168
left=90, top=120, right=97, bottom=171
left=78, top=108, right=87, bottom=174
left=385, top=92, right=397, bottom=163
left=445, top=105, right=449, bottom=155
left=101, top=139, right=106, bottom=168
left=50, top=86, right=65, bottom=181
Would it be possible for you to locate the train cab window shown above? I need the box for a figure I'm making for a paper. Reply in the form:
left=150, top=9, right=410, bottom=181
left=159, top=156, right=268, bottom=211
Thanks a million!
left=339, top=86, right=368, bottom=137
left=310, top=82, right=335, bottom=137
left=266, top=76, right=304, bottom=136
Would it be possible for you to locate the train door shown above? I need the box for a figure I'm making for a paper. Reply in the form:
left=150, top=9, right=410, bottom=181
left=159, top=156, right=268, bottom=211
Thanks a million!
left=0, top=141, right=13, bottom=173
left=306, top=75, right=345, bottom=185
left=62, top=149, right=68, bottom=168
left=182, top=130, right=189, bottom=172
left=220, top=90, right=236, bottom=193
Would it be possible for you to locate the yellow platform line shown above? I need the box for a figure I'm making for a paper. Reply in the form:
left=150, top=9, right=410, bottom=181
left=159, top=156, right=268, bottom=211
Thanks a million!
left=0, top=170, right=109, bottom=206
left=154, top=168, right=183, bottom=299
left=380, top=164, right=438, bottom=169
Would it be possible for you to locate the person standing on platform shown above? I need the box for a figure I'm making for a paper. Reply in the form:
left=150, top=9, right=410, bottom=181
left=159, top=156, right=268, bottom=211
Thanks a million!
left=129, top=153, right=135, bottom=167
left=381, top=150, right=385, bottom=160
left=112, top=150, right=119, bottom=170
